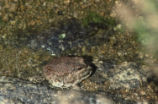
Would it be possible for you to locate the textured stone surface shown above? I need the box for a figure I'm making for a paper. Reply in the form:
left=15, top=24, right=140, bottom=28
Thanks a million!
left=105, top=62, right=147, bottom=89
left=0, top=76, right=114, bottom=104
left=90, top=61, right=147, bottom=89
left=27, top=19, right=94, bottom=56
left=0, top=18, right=157, bottom=103
left=0, top=61, right=157, bottom=104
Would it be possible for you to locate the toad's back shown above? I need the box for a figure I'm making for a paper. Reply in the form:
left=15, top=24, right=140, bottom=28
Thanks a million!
left=43, top=56, right=92, bottom=88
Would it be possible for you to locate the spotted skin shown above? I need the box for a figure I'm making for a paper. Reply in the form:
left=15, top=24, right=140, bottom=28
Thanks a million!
left=43, top=56, right=92, bottom=88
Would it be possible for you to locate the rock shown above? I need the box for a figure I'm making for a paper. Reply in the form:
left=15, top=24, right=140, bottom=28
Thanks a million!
left=0, top=76, right=114, bottom=104
left=99, top=61, right=147, bottom=89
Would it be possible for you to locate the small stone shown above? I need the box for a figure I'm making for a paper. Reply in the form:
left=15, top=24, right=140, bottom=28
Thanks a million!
left=103, top=62, right=147, bottom=89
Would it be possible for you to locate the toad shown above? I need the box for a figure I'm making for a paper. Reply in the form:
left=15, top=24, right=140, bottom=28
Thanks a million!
left=43, top=56, right=92, bottom=88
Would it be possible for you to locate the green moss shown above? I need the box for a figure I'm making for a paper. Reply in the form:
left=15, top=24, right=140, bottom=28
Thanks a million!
left=47, top=0, right=54, bottom=2
left=74, top=0, right=81, bottom=3
left=0, top=17, right=5, bottom=26
left=82, top=11, right=115, bottom=27
left=134, top=18, right=158, bottom=51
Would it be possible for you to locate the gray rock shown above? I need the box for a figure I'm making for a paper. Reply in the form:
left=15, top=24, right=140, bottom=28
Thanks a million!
left=97, top=61, right=147, bottom=89
left=0, top=76, right=114, bottom=104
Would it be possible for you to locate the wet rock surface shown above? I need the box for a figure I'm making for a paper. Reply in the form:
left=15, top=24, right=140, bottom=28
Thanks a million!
left=0, top=19, right=157, bottom=103
left=0, top=62, right=157, bottom=104
left=26, top=19, right=97, bottom=56
left=99, top=62, right=147, bottom=89
left=0, top=76, right=141, bottom=104
left=0, top=0, right=158, bottom=103
left=0, top=76, right=114, bottom=104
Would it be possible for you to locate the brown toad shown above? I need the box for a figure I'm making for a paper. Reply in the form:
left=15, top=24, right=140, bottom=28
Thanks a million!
left=43, top=56, right=92, bottom=88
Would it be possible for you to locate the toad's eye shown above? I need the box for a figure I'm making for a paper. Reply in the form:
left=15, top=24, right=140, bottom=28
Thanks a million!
left=77, top=67, right=84, bottom=70
left=77, top=64, right=85, bottom=68
left=45, top=66, right=53, bottom=73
